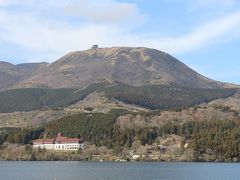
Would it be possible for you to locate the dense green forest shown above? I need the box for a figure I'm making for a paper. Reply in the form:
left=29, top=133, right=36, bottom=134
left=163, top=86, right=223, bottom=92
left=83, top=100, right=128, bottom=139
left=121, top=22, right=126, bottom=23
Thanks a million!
left=103, top=83, right=237, bottom=110
left=0, top=127, right=44, bottom=144
left=1, top=110, right=240, bottom=161
left=0, top=83, right=107, bottom=113
left=0, top=82, right=236, bottom=113
left=41, top=116, right=240, bottom=160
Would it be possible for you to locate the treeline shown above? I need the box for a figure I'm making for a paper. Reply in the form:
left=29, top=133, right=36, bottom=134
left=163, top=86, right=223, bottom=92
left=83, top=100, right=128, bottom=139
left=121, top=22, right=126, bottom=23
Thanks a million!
left=104, top=82, right=237, bottom=110
left=1, top=110, right=240, bottom=161
left=0, top=128, right=44, bottom=144
left=0, top=82, right=106, bottom=113
left=45, top=112, right=118, bottom=147
left=141, top=120, right=240, bottom=160
left=44, top=112, right=240, bottom=160
left=0, top=82, right=236, bottom=113
left=43, top=111, right=240, bottom=160
left=190, top=120, right=240, bottom=160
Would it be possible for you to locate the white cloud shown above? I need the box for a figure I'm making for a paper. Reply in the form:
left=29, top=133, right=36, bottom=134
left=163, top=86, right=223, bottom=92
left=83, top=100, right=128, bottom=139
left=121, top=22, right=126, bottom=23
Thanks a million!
left=0, top=0, right=144, bottom=61
left=144, top=11, right=240, bottom=54
left=99, top=11, right=240, bottom=55
left=0, top=10, right=130, bottom=61
left=64, top=0, right=144, bottom=24
left=0, top=1, right=240, bottom=62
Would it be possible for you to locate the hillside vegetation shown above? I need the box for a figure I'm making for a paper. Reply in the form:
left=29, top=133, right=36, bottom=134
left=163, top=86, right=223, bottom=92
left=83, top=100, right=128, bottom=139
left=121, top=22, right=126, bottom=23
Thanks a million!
left=104, top=83, right=236, bottom=110
left=0, top=82, right=236, bottom=113
left=0, top=83, right=107, bottom=113
left=1, top=109, right=240, bottom=161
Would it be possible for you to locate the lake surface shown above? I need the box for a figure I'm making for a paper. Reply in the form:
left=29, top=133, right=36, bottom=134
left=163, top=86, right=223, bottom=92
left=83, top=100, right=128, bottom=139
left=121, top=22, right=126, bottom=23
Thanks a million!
left=0, top=161, right=239, bottom=180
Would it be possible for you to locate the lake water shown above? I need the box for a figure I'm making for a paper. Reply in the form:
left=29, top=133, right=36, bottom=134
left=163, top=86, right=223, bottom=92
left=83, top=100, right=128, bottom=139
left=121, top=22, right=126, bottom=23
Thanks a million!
left=0, top=161, right=239, bottom=180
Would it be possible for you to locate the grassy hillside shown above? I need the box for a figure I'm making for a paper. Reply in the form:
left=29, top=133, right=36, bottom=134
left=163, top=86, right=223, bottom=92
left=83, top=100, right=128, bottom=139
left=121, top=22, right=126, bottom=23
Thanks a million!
left=0, top=82, right=237, bottom=113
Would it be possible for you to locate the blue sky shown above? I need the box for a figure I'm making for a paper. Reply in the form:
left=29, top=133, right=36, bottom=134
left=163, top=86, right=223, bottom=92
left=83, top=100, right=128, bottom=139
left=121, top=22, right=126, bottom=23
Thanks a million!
left=0, top=0, right=240, bottom=84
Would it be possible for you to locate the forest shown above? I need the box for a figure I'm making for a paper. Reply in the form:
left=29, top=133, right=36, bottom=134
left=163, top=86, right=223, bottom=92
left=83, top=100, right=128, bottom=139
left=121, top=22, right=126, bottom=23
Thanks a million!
left=1, top=109, right=240, bottom=161
left=0, top=82, right=236, bottom=112
left=0, top=82, right=106, bottom=113
left=104, top=82, right=236, bottom=110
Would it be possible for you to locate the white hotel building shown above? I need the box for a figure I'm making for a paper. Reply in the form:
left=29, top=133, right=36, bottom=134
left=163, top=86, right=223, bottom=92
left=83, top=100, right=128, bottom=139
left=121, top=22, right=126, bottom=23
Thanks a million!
left=33, top=133, right=84, bottom=151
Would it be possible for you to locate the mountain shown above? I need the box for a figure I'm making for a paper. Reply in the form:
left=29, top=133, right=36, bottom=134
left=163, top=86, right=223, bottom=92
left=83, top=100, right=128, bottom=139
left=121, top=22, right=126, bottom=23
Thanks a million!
left=0, top=61, right=47, bottom=91
left=10, top=47, right=236, bottom=90
left=0, top=48, right=240, bottom=163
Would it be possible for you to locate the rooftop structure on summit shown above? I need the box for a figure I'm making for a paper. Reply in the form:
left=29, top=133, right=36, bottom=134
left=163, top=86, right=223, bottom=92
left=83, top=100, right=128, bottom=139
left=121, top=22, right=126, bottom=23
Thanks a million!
left=33, top=133, right=84, bottom=151
left=91, top=44, right=99, bottom=49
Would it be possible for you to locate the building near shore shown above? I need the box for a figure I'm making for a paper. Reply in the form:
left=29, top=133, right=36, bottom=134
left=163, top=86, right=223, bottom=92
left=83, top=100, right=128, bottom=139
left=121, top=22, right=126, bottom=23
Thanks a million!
left=33, top=133, right=84, bottom=150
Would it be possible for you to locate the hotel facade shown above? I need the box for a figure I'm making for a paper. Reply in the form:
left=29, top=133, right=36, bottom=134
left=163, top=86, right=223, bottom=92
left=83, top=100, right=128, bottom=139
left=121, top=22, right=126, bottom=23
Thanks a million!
left=33, top=133, right=84, bottom=151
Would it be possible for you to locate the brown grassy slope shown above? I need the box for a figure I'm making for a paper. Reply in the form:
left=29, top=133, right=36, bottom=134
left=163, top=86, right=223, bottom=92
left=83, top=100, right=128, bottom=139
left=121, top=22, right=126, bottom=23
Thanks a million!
left=0, top=110, right=72, bottom=128
left=0, top=61, right=46, bottom=91
left=15, top=47, right=235, bottom=89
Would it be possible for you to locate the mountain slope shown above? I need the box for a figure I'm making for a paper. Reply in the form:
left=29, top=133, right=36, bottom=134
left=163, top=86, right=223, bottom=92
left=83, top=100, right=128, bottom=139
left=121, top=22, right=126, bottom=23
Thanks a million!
left=15, top=47, right=232, bottom=89
left=0, top=61, right=47, bottom=91
left=0, top=82, right=236, bottom=113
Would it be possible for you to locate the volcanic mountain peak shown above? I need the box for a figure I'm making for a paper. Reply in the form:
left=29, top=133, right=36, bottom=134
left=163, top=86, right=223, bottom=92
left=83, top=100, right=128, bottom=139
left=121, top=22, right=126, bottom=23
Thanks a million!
left=0, top=47, right=238, bottom=90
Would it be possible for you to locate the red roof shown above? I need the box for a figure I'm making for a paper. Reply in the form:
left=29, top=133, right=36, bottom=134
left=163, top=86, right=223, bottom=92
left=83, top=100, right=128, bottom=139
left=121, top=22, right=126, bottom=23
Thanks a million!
left=54, top=133, right=82, bottom=144
left=33, top=139, right=54, bottom=144
left=33, top=133, right=83, bottom=145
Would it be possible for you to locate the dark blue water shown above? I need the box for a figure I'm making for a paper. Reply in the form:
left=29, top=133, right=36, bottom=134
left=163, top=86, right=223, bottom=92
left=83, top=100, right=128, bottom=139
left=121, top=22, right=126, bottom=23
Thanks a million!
left=0, top=161, right=239, bottom=180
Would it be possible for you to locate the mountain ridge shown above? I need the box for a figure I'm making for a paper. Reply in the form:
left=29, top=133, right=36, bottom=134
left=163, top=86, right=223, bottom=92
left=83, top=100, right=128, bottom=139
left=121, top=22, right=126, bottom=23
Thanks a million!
left=0, top=47, right=239, bottom=91
left=0, top=61, right=46, bottom=91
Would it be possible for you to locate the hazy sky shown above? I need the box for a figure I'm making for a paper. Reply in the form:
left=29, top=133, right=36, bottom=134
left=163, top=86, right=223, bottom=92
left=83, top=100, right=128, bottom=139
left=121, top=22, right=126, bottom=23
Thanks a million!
left=0, top=0, right=240, bottom=84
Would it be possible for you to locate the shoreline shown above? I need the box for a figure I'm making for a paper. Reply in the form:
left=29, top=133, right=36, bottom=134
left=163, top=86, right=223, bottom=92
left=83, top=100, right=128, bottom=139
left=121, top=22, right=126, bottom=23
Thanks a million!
left=0, top=160, right=240, bottom=163
left=0, top=158, right=239, bottom=163
left=1, top=144, right=239, bottom=163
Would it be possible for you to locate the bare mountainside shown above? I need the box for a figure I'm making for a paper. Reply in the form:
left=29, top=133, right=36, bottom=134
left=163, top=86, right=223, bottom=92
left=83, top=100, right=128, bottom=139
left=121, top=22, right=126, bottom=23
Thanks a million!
left=1, top=47, right=238, bottom=90
left=0, top=47, right=237, bottom=90
left=0, top=61, right=46, bottom=91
